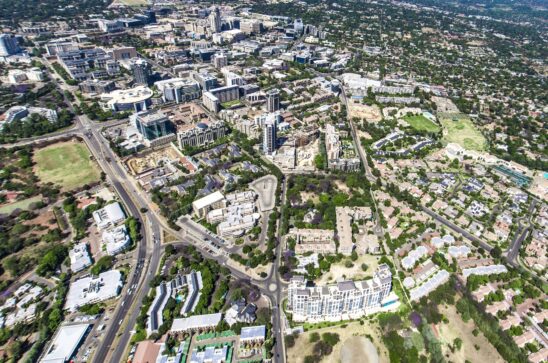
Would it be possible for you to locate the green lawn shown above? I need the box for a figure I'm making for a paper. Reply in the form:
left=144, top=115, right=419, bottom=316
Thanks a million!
left=0, top=195, right=42, bottom=214
left=403, top=114, right=441, bottom=133
left=33, top=141, right=101, bottom=191
left=439, top=113, right=486, bottom=151
left=114, top=0, right=148, bottom=6
left=221, top=100, right=242, bottom=109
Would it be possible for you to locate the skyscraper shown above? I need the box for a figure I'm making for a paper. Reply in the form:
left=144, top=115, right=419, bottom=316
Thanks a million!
left=212, top=52, right=228, bottom=69
left=294, top=19, right=304, bottom=35
left=132, top=59, right=152, bottom=86
left=209, top=7, right=221, bottom=33
left=266, top=89, right=280, bottom=112
left=0, top=34, right=21, bottom=57
left=262, top=120, right=277, bottom=155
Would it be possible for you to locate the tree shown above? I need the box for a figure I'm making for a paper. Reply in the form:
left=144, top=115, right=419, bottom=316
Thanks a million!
left=37, top=245, right=68, bottom=277
left=285, top=334, right=296, bottom=348
left=491, top=246, right=502, bottom=259
left=91, top=256, right=115, bottom=275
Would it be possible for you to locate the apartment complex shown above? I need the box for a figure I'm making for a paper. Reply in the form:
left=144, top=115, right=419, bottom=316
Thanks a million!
left=287, top=264, right=392, bottom=322
left=325, top=124, right=360, bottom=172
left=287, top=228, right=337, bottom=255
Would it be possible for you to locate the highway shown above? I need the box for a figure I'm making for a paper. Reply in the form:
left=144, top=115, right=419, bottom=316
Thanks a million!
left=4, top=52, right=286, bottom=363
left=79, top=114, right=172, bottom=363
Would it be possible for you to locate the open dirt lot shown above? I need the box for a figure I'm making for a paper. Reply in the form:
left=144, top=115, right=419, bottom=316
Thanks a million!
left=340, top=336, right=379, bottom=363
left=437, top=304, right=504, bottom=363
left=316, top=254, right=380, bottom=285
left=33, top=140, right=101, bottom=191
left=348, top=100, right=382, bottom=122
left=287, top=320, right=388, bottom=363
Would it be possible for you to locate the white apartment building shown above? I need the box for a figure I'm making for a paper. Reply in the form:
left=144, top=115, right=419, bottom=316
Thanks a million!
left=287, top=265, right=392, bottom=322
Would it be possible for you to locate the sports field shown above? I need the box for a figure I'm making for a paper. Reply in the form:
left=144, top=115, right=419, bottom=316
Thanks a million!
left=112, top=0, right=148, bottom=6
left=403, top=114, right=440, bottom=133
left=439, top=113, right=486, bottom=151
left=33, top=141, right=101, bottom=191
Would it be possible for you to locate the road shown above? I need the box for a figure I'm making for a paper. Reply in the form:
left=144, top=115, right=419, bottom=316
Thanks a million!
left=506, top=199, right=537, bottom=265
left=1, top=53, right=287, bottom=363
left=81, top=118, right=162, bottom=363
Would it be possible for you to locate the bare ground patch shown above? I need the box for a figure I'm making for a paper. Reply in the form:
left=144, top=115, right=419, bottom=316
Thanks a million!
left=437, top=304, right=504, bottom=363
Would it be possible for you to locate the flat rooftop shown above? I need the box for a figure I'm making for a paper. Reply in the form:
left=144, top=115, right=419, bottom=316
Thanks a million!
left=41, top=323, right=89, bottom=363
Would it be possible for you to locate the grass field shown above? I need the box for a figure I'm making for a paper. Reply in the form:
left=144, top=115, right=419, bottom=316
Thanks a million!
left=112, top=0, right=148, bottom=6
left=439, top=113, right=486, bottom=151
left=33, top=141, right=101, bottom=191
left=0, top=195, right=42, bottom=214
left=403, top=114, right=441, bottom=133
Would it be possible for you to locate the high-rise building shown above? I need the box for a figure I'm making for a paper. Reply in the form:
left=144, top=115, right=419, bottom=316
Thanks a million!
left=132, top=59, right=152, bottom=86
left=287, top=265, right=392, bottom=322
left=266, top=89, right=280, bottom=112
left=225, top=71, right=244, bottom=87
left=294, top=19, right=304, bottom=35
left=0, top=34, right=21, bottom=56
left=212, top=53, right=228, bottom=69
left=193, top=72, right=218, bottom=91
left=209, top=7, right=221, bottom=33
left=131, top=110, right=175, bottom=141
left=239, top=19, right=261, bottom=35
left=155, top=78, right=201, bottom=104
left=262, top=119, right=277, bottom=155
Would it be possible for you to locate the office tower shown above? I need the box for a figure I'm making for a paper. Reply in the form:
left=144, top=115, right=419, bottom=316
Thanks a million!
left=209, top=7, right=221, bottom=33
left=144, top=10, right=156, bottom=24
left=131, top=110, right=175, bottom=141
left=0, top=34, right=21, bottom=56
left=266, top=89, right=280, bottom=112
left=225, top=71, right=244, bottom=87
left=294, top=19, right=304, bottom=34
left=212, top=53, right=228, bottom=69
left=155, top=78, right=201, bottom=104
left=262, top=120, right=277, bottom=155
left=132, top=59, right=152, bottom=86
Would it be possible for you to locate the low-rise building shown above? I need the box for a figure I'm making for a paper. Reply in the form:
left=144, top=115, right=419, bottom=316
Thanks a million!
left=40, top=324, right=90, bottom=363
left=170, top=313, right=222, bottom=334
left=92, top=202, right=125, bottom=230
left=102, top=225, right=131, bottom=255
left=64, top=270, right=123, bottom=312
left=100, top=86, right=153, bottom=112
left=69, top=242, right=92, bottom=273
left=287, top=228, right=336, bottom=255
left=192, top=191, right=226, bottom=218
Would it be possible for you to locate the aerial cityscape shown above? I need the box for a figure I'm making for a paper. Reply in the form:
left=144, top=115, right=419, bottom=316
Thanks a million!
left=0, top=0, right=546, bottom=362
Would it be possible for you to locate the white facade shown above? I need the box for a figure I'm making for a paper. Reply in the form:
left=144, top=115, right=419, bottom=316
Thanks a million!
left=92, top=202, right=125, bottom=230
left=102, top=225, right=131, bottom=255
left=288, top=265, right=392, bottom=322
left=64, top=270, right=123, bottom=312
left=69, top=242, right=92, bottom=273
